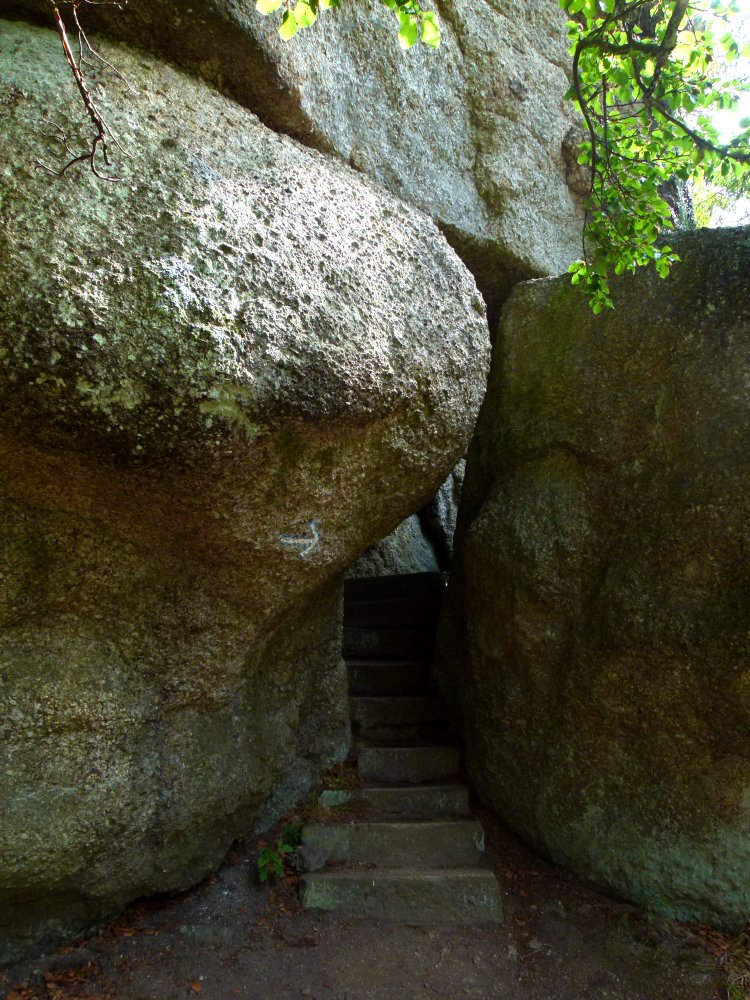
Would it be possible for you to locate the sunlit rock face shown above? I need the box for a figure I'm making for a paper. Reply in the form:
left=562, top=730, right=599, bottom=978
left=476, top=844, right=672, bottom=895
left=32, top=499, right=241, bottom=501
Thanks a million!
left=438, top=227, right=750, bottom=931
left=6, top=0, right=584, bottom=309
left=0, top=21, right=490, bottom=961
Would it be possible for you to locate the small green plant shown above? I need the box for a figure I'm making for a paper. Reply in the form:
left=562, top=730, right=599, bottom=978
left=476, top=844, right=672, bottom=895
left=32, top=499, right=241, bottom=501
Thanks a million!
left=256, top=823, right=303, bottom=882
left=323, top=760, right=360, bottom=791
left=257, top=839, right=292, bottom=882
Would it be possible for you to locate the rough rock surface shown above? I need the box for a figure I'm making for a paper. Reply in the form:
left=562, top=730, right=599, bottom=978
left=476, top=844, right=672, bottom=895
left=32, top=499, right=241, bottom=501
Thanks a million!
left=347, top=460, right=465, bottom=577
left=0, top=21, right=489, bottom=962
left=347, top=514, right=440, bottom=578
left=433, top=458, right=465, bottom=560
left=437, top=228, right=750, bottom=930
left=4, top=0, right=584, bottom=308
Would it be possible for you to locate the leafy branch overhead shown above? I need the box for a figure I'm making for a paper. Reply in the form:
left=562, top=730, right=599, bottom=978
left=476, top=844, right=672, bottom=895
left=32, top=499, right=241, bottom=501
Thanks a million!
left=255, top=0, right=441, bottom=48
left=561, top=0, right=750, bottom=311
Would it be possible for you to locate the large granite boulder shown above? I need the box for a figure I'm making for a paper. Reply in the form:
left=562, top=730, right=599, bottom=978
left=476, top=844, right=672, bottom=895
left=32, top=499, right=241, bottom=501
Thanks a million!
left=438, top=228, right=750, bottom=930
left=0, top=21, right=489, bottom=962
left=3, top=0, right=584, bottom=308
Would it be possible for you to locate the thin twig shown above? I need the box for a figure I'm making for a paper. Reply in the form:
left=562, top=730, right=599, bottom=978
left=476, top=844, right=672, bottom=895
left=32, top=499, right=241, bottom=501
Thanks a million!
left=38, top=0, right=129, bottom=179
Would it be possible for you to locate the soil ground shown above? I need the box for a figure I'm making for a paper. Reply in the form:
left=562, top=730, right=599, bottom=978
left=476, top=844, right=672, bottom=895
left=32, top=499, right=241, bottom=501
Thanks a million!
left=2, top=804, right=746, bottom=1000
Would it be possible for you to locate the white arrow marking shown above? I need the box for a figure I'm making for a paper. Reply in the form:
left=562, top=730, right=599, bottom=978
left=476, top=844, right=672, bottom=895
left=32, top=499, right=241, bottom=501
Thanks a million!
left=279, top=520, right=321, bottom=559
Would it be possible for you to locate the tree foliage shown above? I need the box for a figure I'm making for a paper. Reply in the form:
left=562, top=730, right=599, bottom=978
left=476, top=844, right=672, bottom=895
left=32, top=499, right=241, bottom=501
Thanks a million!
left=561, top=0, right=750, bottom=310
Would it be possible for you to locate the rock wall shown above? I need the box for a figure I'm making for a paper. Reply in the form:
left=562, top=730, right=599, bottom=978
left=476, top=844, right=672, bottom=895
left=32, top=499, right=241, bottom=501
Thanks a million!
left=347, top=515, right=441, bottom=578
left=437, top=227, right=750, bottom=930
left=3, top=0, right=584, bottom=309
left=0, top=21, right=490, bottom=961
left=347, top=461, right=465, bottom=578
left=432, top=459, right=466, bottom=561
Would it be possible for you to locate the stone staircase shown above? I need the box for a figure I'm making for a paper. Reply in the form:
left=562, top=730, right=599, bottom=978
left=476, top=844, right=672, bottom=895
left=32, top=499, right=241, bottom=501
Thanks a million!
left=299, top=573, right=503, bottom=924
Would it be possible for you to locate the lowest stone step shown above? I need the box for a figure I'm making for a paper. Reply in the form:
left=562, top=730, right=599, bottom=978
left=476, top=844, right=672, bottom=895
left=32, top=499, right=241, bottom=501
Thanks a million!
left=300, top=869, right=503, bottom=924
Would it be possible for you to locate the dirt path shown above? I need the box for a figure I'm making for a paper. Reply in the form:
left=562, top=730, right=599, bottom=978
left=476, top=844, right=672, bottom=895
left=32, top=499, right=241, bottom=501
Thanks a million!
left=2, top=807, right=739, bottom=1000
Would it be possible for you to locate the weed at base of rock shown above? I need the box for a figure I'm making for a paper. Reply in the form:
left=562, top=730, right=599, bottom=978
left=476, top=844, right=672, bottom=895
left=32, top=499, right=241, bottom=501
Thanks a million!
left=256, top=824, right=303, bottom=883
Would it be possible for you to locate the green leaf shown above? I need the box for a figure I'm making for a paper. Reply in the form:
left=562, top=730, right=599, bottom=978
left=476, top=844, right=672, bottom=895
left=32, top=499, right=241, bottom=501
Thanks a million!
left=421, top=11, right=441, bottom=47
left=294, top=0, right=317, bottom=27
left=279, top=9, right=299, bottom=39
left=398, top=12, right=418, bottom=48
left=256, top=0, right=284, bottom=13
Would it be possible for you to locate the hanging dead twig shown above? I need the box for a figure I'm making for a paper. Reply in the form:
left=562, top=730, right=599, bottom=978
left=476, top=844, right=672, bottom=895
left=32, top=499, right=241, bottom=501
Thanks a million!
left=37, top=0, right=134, bottom=179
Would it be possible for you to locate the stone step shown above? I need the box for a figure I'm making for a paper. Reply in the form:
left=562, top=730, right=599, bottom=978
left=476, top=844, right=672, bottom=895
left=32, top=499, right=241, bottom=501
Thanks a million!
left=347, top=659, right=429, bottom=696
left=349, top=695, right=445, bottom=743
left=319, top=784, right=470, bottom=817
left=344, top=596, right=441, bottom=629
left=300, top=868, right=503, bottom=924
left=360, top=784, right=470, bottom=816
left=358, top=745, right=461, bottom=784
left=299, top=820, right=485, bottom=869
left=343, top=626, right=433, bottom=660
left=344, top=572, right=444, bottom=603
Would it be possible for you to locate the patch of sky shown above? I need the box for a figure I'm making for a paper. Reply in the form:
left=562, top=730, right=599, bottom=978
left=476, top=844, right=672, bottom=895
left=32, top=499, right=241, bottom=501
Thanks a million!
left=705, top=0, right=750, bottom=224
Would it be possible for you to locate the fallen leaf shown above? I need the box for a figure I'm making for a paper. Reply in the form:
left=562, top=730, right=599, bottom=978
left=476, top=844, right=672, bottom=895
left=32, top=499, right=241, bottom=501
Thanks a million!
left=191, top=983, right=203, bottom=994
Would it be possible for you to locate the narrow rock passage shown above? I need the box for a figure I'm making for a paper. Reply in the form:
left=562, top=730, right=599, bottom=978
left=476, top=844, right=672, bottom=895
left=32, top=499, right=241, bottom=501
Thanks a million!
left=1, top=575, right=728, bottom=999
left=300, top=573, right=503, bottom=923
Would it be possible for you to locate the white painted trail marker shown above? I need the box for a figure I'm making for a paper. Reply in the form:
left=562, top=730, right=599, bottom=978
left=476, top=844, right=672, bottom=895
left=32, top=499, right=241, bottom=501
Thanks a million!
left=279, top=520, right=321, bottom=558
